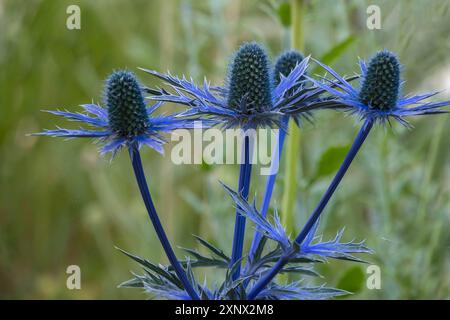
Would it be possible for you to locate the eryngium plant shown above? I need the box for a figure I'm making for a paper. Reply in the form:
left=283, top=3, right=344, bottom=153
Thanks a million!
left=35, top=43, right=450, bottom=300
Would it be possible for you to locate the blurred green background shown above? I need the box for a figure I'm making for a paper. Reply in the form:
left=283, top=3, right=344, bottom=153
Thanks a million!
left=0, top=0, right=449, bottom=299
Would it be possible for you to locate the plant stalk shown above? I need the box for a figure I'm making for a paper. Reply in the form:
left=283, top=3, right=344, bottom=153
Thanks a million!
left=129, top=146, right=200, bottom=300
left=230, top=135, right=253, bottom=280
left=248, top=119, right=373, bottom=299
left=248, top=116, right=289, bottom=261
left=281, top=0, right=306, bottom=235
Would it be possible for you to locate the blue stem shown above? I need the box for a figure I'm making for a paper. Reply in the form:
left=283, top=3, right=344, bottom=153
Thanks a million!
left=247, top=119, right=373, bottom=300
left=230, top=135, right=253, bottom=280
left=248, top=116, right=289, bottom=262
left=129, top=146, right=200, bottom=300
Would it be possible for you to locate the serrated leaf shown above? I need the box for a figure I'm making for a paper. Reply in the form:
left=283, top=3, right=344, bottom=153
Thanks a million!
left=279, top=266, right=321, bottom=277
left=257, top=282, right=350, bottom=300
left=288, top=256, right=324, bottom=264
left=221, top=183, right=290, bottom=249
left=193, top=235, right=230, bottom=262
left=178, top=259, right=228, bottom=269
left=300, top=227, right=373, bottom=263
left=178, top=246, right=228, bottom=269
left=118, top=277, right=144, bottom=288
left=116, top=247, right=181, bottom=287
left=252, top=236, right=268, bottom=264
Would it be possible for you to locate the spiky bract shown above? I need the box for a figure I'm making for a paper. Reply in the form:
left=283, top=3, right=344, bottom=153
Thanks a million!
left=273, top=50, right=305, bottom=85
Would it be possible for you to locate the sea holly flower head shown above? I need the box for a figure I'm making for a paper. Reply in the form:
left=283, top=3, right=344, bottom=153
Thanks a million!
left=358, top=50, right=400, bottom=110
left=227, top=42, right=273, bottom=113
left=309, top=49, right=450, bottom=126
left=273, top=50, right=305, bottom=85
left=272, top=49, right=317, bottom=125
left=141, top=42, right=354, bottom=130
left=105, top=70, right=150, bottom=138
left=35, top=70, right=197, bottom=156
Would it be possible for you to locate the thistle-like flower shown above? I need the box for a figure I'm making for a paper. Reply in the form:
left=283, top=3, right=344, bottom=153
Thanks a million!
left=246, top=50, right=450, bottom=299
left=121, top=183, right=370, bottom=300
left=140, top=42, right=350, bottom=130
left=273, top=50, right=305, bottom=85
left=139, top=46, right=354, bottom=282
left=226, top=42, right=273, bottom=119
left=35, top=70, right=201, bottom=300
left=246, top=49, right=307, bottom=267
left=35, top=70, right=195, bottom=156
left=221, top=184, right=371, bottom=300
left=309, top=50, right=450, bottom=126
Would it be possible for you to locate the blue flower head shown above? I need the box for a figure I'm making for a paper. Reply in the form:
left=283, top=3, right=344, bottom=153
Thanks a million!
left=358, top=50, right=400, bottom=110
left=140, top=42, right=350, bottom=130
left=273, top=50, right=305, bottom=85
left=272, top=49, right=315, bottom=124
left=309, top=49, right=450, bottom=126
left=227, top=42, right=273, bottom=113
left=35, top=70, right=196, bottom=156
left=105, top=70, right=149, bottom=138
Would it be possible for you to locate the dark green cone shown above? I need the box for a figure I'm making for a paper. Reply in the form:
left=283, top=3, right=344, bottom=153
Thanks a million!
left=273, top=50, right=304, bottom=85
left=359, top=50, right=400, bottom=110
left=227, top=42, right=272, bottom=112
left=105, top=70, right=149, bottom=138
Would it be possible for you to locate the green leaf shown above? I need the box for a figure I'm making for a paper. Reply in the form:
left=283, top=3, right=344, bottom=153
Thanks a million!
left=280, top=266, right=321, bottom=277
left=311, top=145, right=350, bottom=183
left=277, top=2, right=291, bottom=27
left=336, top=266, right=365, bottom=296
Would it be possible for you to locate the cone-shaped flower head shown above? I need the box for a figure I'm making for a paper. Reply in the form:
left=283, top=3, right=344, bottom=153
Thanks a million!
left=358, top=50, right=400, bottom=110
left=307, top=49, right=450, bottom=126
left=141, top=42, right=347, bottom=129
left=273, top=50, right=305, bottom=85
left=105, top=70, right=149, bottom=138
left=35, top=69, right=199, bottom=156
left=227, top=42, right=273, bottom=113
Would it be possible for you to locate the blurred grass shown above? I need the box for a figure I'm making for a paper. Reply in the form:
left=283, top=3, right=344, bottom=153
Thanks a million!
left=0, top=0, right=449, bottom=299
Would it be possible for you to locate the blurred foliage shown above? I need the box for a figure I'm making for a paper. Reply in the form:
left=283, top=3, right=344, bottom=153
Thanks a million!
left=336, top=266, right=365, bottom=296
left=0, top=0, right=449, bottom=299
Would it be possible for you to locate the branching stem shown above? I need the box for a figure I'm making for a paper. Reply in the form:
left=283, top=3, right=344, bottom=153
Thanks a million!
left=247, top=119, right=373, bottom=299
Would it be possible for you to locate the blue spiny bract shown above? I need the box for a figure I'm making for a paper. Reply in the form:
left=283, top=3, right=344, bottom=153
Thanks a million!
left=273, top=50, right=305, bottom=85
left=309, top=50, right=450, bottom=126
left=142, top=42, right=327, bottom=129
left=35, top=68, right=197, bottom=155
left=227, top=42, right=272, bottom=113
left=358, top=50, right=400, bottom=110
left=105, top=70, right=149, bottom=138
